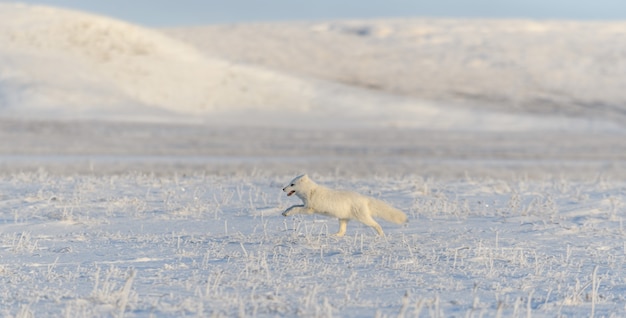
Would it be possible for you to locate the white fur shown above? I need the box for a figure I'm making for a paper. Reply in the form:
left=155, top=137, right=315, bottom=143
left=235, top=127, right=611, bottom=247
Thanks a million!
left=281, top=174, right=407, bottom=236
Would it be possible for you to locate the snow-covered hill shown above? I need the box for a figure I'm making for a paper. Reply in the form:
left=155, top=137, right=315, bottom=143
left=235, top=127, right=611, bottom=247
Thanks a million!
left=166, top=20, right=626, bottom=123
left=0, top=4, right=332, bottom=121
left=0, top=3, right=624, bottom=131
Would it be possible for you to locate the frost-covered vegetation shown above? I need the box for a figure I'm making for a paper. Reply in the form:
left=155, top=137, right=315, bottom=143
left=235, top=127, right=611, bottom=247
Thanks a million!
left=1, top=172, right=626, bottom=317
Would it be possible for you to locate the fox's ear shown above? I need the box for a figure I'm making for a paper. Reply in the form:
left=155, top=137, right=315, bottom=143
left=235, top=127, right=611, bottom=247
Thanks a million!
left=293, top=174, right=307, bottom=184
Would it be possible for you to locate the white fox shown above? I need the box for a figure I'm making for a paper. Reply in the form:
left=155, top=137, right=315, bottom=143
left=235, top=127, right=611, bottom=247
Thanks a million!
left=281, top=174, right=407, bottom=236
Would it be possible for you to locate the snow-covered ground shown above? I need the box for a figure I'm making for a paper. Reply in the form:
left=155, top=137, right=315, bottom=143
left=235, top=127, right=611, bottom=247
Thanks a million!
left=2, top=173, right=626, bottom=317
left=2, top=3, right=626, bottom=317
left=1, top=119, right=626, bottom=179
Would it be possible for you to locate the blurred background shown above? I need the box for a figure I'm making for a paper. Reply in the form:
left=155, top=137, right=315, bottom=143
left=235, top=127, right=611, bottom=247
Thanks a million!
left=1, top=0, right=625, bottom=178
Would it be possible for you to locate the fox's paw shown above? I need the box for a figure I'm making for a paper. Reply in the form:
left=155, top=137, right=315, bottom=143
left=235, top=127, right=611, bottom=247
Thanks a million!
left=282, top=208, right=296, bottom=217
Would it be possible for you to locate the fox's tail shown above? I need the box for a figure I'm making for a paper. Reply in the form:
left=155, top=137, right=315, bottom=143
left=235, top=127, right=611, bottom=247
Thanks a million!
left=368, top=198, right=407, bottom=224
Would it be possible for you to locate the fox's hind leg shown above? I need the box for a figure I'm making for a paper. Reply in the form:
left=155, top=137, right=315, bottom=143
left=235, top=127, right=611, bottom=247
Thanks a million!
left=359, top=215, right=384, bottom=236
left=334, top=219, right=349, bottom=237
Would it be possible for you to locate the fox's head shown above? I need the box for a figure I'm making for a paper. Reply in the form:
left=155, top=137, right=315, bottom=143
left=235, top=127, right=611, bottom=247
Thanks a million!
left=282, top=174, right=310, bottom=197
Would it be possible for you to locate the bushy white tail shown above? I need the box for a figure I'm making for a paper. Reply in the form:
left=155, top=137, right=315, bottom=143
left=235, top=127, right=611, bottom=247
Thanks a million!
left=368, top=199, right=407, bottom=224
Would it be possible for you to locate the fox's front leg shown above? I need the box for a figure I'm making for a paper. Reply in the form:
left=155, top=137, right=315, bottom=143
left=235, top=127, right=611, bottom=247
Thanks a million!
left=282, top=205, right=313, bottom=216
left=334, top=219, right=349, bottom=237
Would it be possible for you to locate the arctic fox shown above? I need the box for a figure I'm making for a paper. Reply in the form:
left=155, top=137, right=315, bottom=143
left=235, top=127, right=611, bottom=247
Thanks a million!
left=281, top=174, right=407, bottom=236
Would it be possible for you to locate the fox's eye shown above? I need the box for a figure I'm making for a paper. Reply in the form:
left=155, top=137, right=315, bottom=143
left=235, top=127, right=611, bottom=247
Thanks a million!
left=290, top=183, right=295, bottom=186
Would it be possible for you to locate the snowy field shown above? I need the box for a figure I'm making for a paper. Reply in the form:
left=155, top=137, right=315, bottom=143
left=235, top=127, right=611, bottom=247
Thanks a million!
left=2, top=3, right=626, bottom=317
left=2, top=170, right=626, bottom=317
left=2, top=121, right=626, bottom=317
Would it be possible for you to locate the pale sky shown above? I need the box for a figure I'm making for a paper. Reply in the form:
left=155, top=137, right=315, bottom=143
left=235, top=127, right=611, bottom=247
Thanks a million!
left=4, top=0, right=626, bottom=26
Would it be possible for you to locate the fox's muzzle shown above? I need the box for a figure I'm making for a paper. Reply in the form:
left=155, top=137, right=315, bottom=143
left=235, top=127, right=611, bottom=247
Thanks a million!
left=283, top=187, right=295, bottom=196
